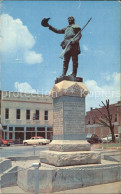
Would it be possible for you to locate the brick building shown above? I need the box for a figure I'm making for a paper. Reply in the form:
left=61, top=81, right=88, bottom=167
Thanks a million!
left=0, top=90, right=53, bottom=142
left=85, top=101, right=121, bottom=138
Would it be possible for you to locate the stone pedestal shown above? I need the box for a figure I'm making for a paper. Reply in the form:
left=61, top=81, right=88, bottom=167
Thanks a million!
left=40, top=80, right=101, bottom=167
left=50, top=80, right=89, bottom=140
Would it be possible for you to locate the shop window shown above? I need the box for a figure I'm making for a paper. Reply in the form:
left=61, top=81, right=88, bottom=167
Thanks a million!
left=16, top=109, right=21, bottom=119
left=9, top=127, right=13, bottom=131
left=5, top=108, right=9, bottom=119
left=37, top=127, right=45, bottom=131
left=2, top=126, right=7, bottom=130
left=15, top=127, right=24, bottom=131
left=47, top=127, right=53, bottom=131
left=26, top=110, right=30, bottom=120
left=26, top=127, right=35, bottom=131
left=44, top=110, right=48, bottom=120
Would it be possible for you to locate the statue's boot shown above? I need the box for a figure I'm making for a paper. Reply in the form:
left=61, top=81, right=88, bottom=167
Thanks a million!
left=71, top=64, right=77, bottom=77
left=62, top=65, right=68, bottom=77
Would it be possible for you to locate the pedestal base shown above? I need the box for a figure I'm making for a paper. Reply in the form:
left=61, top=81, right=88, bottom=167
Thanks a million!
left=40, top=150, right=101, bottom=167
left=17, top=160, right=121, bottom=193
left=55, top=75, right=83, bottom=84
left=49, top=140, right=91, bottom=152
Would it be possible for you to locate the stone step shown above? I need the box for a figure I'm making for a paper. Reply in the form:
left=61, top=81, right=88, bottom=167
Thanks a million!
left=0, top=166, right=18, bottom=188
left=49, top=140, right=91, bottom=152
left=40, top=150, right=101, bottom=167
left=0, top=159, right=12, bottom=174
left=17, top=160, right=121, bottom=193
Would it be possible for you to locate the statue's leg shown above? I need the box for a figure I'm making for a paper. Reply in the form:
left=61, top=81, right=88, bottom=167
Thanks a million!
left=62, top=53, right=71, bottom=76
left=72, top=55, right=78, bottom=77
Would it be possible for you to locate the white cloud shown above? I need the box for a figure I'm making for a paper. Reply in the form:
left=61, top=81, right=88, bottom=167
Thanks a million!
left=82, top=45, right=88, bottom=51
left=85, top=72, right=120, bottom=111
left=14, top=82, right=37, bottom=93
left=24, top=51, right=43, bottom=65
left=0, top=14, right=43, bottom=65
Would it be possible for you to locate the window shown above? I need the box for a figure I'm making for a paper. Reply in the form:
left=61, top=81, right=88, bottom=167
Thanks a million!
left=114, top=114, right=117, bottom=122
left=88, top=118, right=90, bottom=124
left=26, top=127, right=35, bottom=131
left=33, top=110, right=39, bottom=120
left=2, top=126, right=7, bottom=130
left=26, top=110, right=30, bottom=120
left=5, top=108, right=9, bottom=119
left=93, top=117, right=95, bottom=124
left=36, top=110, right=39, bottom=120
left=44, top=110, right=48, bottom=120
left=16, top=109, right=21, bottom=119
left=9, top=127, right=13, bottom=131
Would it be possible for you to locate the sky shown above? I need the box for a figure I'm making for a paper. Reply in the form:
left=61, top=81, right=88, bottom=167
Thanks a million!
left=0, top=0, right=120, bottom=111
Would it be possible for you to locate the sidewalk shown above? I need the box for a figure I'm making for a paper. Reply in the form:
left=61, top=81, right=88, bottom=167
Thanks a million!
left=1, top=181, right=121, bottom=193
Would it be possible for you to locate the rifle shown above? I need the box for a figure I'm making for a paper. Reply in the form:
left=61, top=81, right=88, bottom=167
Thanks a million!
left=59, top=17, right=92, bottom=59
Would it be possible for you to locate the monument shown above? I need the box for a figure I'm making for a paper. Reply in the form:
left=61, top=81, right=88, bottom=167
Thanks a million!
left=40, top=17, right=101, bottom=167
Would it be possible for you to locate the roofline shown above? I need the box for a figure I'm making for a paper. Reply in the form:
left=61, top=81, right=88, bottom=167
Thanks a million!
left=1, top=90, right=50, bottom=97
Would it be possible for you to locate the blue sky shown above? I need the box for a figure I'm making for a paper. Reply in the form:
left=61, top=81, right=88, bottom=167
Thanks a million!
left=0, top=1, right=120, bottom=111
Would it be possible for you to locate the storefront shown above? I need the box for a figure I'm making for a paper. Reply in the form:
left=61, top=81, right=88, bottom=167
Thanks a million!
left=2, top=125, right=53, bottom=143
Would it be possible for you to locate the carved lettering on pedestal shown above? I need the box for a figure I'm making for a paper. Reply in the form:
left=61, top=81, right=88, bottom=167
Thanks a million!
left=64, top=101, right=85, bottom=134
left=53, top=102, right=63, bottom=135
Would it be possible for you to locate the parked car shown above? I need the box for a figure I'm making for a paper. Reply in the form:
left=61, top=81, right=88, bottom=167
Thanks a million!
left=0, top=137, right=10, bottom=146
left=6, top=139, right=14, bottom=144
left=101, top=134, right=120, bottom=143
left=86, top=133, right=102, bottom=144
left=23, top=136, right=50, bottom=145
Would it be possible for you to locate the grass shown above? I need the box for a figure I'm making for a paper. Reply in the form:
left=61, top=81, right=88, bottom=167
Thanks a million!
left=102, top=142, right=121, bottom=149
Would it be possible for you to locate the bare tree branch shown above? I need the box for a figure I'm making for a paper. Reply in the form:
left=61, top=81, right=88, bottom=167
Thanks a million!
left=91, top=99, right=115, bottom=142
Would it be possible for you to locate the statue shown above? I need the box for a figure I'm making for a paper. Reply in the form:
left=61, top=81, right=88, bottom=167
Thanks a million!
left=41, top=17, right=92, bottom=79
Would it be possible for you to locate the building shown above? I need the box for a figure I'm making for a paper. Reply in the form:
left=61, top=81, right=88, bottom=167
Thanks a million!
left=0, top=90, right=53, bottom=142
left=0, top=89, right=121, bottom=142
left=85, top=101, right=121, bottom=138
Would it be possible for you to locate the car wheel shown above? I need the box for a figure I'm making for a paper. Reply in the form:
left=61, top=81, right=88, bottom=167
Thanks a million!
left=24, top=142, right=28, bottom=146
left=39, top=142, right=42, bottom=145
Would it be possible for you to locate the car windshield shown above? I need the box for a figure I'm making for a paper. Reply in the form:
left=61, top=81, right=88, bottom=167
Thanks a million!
left=86, top=134, right=92, bottom=138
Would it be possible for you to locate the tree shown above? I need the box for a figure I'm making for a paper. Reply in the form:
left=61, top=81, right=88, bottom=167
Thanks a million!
left=92, top=99, right=115, bottom=142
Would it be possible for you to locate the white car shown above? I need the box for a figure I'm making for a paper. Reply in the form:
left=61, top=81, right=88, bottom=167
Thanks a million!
left=101, top=134, right=120, bottom=143
left=23, top=136, right=50, bottom=145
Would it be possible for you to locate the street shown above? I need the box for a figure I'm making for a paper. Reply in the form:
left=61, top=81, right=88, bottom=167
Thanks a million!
left=0, top=144, right=48, bottom=158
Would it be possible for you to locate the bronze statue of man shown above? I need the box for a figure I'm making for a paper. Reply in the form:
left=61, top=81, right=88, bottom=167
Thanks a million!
left=41, top=16, right=82, bottom=77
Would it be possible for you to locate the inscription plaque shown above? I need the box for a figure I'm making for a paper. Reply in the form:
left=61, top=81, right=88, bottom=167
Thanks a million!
left=64, top=101, right=85, bottom=134
left=53, top=97, right=85, bottom=138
